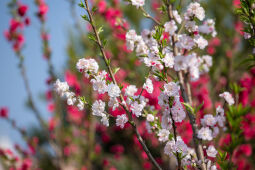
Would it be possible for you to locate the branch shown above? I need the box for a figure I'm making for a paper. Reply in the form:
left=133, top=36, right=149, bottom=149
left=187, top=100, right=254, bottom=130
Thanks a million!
left=140, top=7, right=162, bottom=26
left=82, top=1, right=162, bottom=169
left=18, top=55, right=45, bottom=128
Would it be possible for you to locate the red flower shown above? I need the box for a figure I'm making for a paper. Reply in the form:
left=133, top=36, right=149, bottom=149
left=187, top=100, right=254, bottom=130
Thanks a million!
left=219, top=134, right=232, bottom=148
left=48, top=117, right=57, bottom=131
left=0, top=107, right=8, bottom=118
left=233, top=0, right=240, bottom=8
left=24, top=17, right=30, bottom=26
left=10, top=19, right=21, bottom=33
left=98, top=0, right=107, bottom=13
left=18, top=5, right=28, bottom=17
left=38, top=3, right=48, bottom=16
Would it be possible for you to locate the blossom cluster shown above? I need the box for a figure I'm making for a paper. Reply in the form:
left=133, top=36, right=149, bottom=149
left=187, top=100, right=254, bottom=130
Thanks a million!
left=126, top=2, right=216, bottom=81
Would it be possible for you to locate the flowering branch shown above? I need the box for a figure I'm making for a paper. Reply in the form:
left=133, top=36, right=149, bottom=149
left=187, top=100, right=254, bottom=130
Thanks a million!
left=165, top=2, right=206, bottom=170
left=81, top=0, right=162, bottom=169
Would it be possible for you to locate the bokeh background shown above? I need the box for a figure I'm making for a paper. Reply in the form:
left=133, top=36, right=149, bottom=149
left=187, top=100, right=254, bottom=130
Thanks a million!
left=0, top=0, right=79, bottom=148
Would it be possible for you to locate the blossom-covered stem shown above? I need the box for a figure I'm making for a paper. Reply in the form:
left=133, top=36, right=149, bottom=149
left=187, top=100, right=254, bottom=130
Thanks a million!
left=140, top=7, right=162, bottom=26
left=166, top=3, right=206, bottom=170
left=83, top=1, right=162, bottom=169
left=179, top=70, right=206, bottom=170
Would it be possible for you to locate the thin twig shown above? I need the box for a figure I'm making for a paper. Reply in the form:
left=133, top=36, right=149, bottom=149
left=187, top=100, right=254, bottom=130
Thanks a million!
left=18, top=55, right=45, bottom=128
left=140, top=7, right=162, bottom=26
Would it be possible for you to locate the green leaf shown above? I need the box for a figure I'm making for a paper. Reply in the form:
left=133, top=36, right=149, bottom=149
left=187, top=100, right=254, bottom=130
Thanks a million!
left=92, top=6, right=97, bottom=13
left=102, top=39, right=107, bottom=47
left=106, top=58, right=111, bottom=66
left=81, top=14, right=89, bottom=22
left=182, top=103, right=194, bottom=114
left=194, top=102, right=204, bottom=114
left=113, top=67, right=120, bottom=74
left=78, top=0, right=85, bottom=8
left=88, top=33, right=96, bottom=42
left=97, top=26, right=104, bottom=34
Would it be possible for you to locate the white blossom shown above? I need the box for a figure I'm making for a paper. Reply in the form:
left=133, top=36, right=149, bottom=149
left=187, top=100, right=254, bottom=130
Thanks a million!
left=130, top=101, right=145, bottom=117
left=164, top=82, right=180, bottom=97
left=77, top=99, right=84, bottom=111
left=108, top=97, right=119, bottom=111
left=92, top=100, right=105, bottom=117
left=143, top=52, right=162, bottom=70
left=143, top=78, right=154, bottom=94
left=116, top=114, right=128, bottom=128
left=130, top=0, right=145, bottom=8
left=101, top=114, right=109, bottom=127
left=161, top=111, right=172, bottom=130
left=54, top=79, right=69, bottom=97
left=164, top=136, right=188, bottom=157
left=201, top=114, right=216, bottom=127
left=171, top=97, right=186, bottom=122
left=126, top=30, right=137, bottom=51
left=219, top=92, right=235, bottom=106
left=198, top=19, right=217, bottom=37
left=216, top=106, right=224, bottom=116
left=162, top=52, right=174, bottom=68
left=146, top=114, right=155, bottom=122
left=185, top=2, right=205, bottom=21
left=164, top=20, right=177, bottom=35
left=201, top=55, right=213, bottom=73
left=91, top=78, right=107, bottom=94
left=107, top=83, right=121, bottom=98
left=206, top=145, right=218, bottom=158
left=176, top=34, right=195, bottom=50
left=125, top=85, right=138, bottom=97
left=158, top=129, right=170, bottom=142
left=244, top=32, right=251, bottom=39
left=158, top=92, right=170, bottom=109
left=212, top=126, right=219, bottom=137
left=174, top=55, right=188, bottom=71
left=185, top=21, right=198, bottom=32
left=164, top=140, right=175, bottom=156
left=76, top=58, right=99, bottom=77
left=198, top=127, right=213, bottom=141
left=66, top=92, right=76, bottom=106
left=194, top=35, right=208, bottom=49
left=173, top=10, right=182, bottom=24
left=135, top=38, right=149, bottom=56
left=216, top=115, right=226, bottom=127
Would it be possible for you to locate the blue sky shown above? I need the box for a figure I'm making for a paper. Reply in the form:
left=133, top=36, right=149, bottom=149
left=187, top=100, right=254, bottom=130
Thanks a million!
left=0, top=0, right=80, bottom=147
